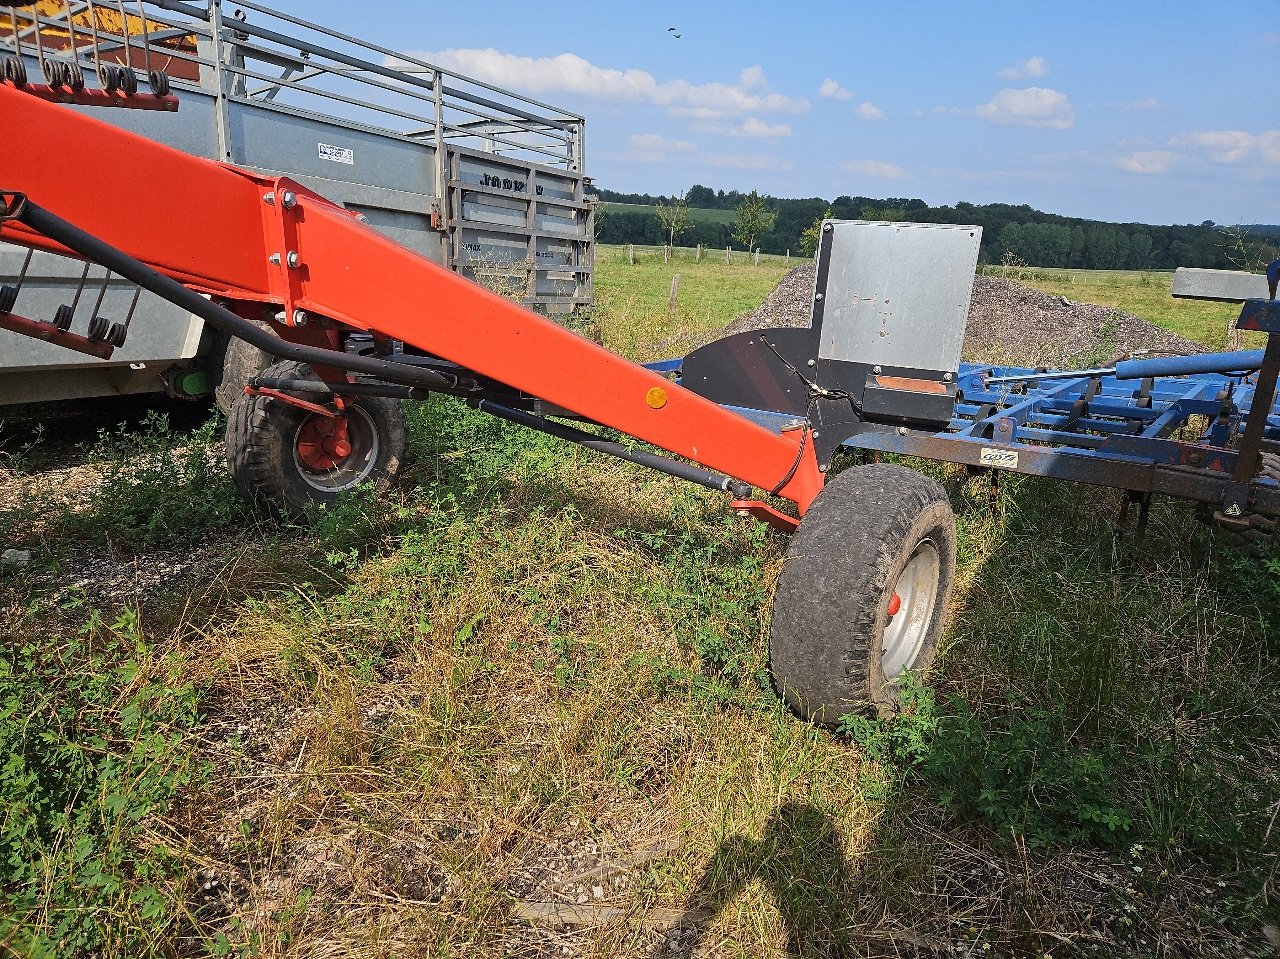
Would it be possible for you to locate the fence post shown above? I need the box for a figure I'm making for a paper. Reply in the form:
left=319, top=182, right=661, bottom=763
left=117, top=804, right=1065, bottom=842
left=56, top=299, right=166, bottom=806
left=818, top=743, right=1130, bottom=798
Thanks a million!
left=668, top=274, right=680, bottom=321
left=785, top=249, right=790, bottom=265
left=697, top=243, right=702, bottom=262
left=628, top=244, right=634, bottom=266
left=725, top=246, right=731, bottom=265
left=753, top=248, right=760, bottom=268
left=664, top=244, right=670, bottom=265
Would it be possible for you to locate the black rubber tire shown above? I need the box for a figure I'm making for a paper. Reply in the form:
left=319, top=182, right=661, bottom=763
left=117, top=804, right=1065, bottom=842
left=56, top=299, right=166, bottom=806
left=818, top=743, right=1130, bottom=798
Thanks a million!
left=769, top=463, right=957, bottom=724
left=212, top=325, right=274, bottom=415
left=226, top=360, right=407, bottom=517
left=1217, top=452, right=1280, bottom=555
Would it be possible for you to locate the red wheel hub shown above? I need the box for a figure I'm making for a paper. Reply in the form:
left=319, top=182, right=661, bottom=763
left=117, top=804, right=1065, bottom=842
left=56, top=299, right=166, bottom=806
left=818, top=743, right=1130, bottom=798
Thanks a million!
left=296, top=414, right=353, bottom=471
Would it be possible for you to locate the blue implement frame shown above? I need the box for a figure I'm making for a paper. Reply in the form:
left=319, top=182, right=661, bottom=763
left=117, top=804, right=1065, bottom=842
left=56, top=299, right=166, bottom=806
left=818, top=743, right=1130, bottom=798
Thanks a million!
left=652, top=298, right=1280, bottom=521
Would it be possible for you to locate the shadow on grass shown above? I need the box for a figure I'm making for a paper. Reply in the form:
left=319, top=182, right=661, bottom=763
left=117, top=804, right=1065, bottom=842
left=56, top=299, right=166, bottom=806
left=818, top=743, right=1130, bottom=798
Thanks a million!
left=675, top=801, right=860, bottom=959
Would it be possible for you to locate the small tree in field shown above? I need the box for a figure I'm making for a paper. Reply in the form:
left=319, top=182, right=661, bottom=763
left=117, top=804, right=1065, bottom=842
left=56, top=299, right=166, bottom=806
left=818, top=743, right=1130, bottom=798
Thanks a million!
left=655, top=190, right=690, bottom=252
left=732, top=190, right=777, bottom=252
left=800, top=208, right=834, bottom=258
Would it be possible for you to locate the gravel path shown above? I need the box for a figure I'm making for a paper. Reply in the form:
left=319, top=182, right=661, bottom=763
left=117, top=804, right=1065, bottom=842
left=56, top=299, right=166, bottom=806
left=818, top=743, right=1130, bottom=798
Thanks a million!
left=713, top=263, right=1204, bottom=368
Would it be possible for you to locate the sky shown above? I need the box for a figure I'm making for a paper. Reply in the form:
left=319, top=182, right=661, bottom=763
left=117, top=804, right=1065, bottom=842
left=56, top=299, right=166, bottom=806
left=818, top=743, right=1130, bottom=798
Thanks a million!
left=288, top=1, right=1278, bottom=226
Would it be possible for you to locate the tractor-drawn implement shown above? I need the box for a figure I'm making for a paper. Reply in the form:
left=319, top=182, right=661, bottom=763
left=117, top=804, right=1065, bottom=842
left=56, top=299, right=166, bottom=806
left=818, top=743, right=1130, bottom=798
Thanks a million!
left=2, top=1, right=1277, bottom=723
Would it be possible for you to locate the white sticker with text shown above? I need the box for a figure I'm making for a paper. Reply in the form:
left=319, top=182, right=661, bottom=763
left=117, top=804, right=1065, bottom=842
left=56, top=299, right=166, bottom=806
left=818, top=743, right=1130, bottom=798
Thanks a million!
left=979, top=447, right=1019, bottom=470
left=318, top=142, right=354, bottom=165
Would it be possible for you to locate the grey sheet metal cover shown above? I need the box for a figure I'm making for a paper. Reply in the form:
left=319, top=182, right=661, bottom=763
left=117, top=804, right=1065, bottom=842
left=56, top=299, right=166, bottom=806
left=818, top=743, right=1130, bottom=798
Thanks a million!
left=816, top=220, right=981, bottom=373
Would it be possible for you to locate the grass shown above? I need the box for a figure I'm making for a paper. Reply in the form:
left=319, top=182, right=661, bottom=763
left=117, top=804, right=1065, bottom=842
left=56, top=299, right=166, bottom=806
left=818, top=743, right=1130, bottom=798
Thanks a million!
left=987, top=265, right=1264, bottom=351
left=0, top=263, right=1277, bottom=957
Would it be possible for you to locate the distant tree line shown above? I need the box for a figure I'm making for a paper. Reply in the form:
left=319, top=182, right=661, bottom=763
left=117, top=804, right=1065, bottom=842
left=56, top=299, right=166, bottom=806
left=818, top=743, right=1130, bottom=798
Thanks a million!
left=593, top=185, right=1279, bottom=270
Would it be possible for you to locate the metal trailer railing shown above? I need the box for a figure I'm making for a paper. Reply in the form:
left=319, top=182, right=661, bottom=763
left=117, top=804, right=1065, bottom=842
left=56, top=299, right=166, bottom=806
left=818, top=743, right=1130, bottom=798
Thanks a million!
left=0, top=0, right=594, bottom=404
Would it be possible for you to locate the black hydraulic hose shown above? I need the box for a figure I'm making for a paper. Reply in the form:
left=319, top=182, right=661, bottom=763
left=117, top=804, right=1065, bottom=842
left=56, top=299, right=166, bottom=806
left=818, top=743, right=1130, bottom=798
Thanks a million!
left=8, top=196, right=470, bottom=394
left=467, top=396, right=753, bottom=499
left=248, top=376, right=433, bottom=400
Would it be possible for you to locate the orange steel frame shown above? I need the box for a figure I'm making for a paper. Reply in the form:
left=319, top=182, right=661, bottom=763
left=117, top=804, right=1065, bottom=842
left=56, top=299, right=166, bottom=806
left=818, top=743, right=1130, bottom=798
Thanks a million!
left=0, top=84, right=824, bottom=513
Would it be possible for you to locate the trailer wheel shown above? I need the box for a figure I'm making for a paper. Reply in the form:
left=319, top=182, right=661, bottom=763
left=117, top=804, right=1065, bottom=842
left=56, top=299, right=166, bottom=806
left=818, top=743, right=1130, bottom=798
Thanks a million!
left=226, top=360, right=406, bottom=516
left=769, top=463, right=956, bottom=724
left=211, top=324, right=274, bottom=415
left=1216, top=452, right=1280, bottom=554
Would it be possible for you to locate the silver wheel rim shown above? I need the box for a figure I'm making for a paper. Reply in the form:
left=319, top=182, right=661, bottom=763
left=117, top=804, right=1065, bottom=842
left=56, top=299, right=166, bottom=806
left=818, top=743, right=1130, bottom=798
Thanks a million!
left=291, top=405, right=380, bottom=493
left=881, top=539, right=941, bottom=679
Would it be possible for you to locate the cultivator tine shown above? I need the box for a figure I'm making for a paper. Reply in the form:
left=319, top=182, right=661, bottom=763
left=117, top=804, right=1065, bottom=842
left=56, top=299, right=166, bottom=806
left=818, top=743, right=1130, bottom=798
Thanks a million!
left=0, top=231, right=113, bottom=359
left=105, top=285, right=141, bottom=347
left=0, top=0, right=174, bottom=108
left=0, top=248, right=32, bottom=315
left=2, top=5, right=27, bottom=85
left=86, top=267, right=114, bottom=341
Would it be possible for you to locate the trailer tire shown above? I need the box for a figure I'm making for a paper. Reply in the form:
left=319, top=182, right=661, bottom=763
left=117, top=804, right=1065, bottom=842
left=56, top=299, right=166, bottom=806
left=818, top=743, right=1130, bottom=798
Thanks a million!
left=212, top=325, right=275, bottom=415
left=769, top=463, right=956, bottom=724
left=1216, top=452, right=1280, bottom=555
left=226, top=360, right=407, bottom=517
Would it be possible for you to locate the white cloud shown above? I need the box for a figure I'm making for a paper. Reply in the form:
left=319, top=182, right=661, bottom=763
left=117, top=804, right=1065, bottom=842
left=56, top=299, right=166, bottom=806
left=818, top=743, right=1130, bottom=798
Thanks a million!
left=819, top=78, right=853, bottom=101
left=1174, top=129, right=1280, bottom=164
left=739, top=66, right=766, bottom=92
left=696, top=117, right=792, bottom=138
left=975, top=87, right=1075, bottom=129
left=912, top=108, right=924, bottom=118
left=856, top=101, right=885, bottom=121
left=1264, top=32, right=1280, bottom=45
left=625, top=133, right=696, bottom=163
left=1118, top=150, right=1177, bottom=174
left=398, top=49, right=808, bottom=118
left=998, top=56, right=1048, bottom=80
left=1111, top=97, right=1160, bottom=112
left=702, top=153, right=794, bottom=171
left=840, top=159, right=907, bottom=179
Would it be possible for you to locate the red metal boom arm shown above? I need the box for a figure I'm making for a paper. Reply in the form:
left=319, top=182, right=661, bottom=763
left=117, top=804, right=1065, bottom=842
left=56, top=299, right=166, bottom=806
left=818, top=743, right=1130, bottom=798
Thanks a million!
left=0, top=85, right=823, bottom=511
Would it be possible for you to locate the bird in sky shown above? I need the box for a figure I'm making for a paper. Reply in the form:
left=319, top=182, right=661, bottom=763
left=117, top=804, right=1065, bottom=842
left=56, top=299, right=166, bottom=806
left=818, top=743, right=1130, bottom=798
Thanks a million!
left=668, top=27, right=681, bottom=37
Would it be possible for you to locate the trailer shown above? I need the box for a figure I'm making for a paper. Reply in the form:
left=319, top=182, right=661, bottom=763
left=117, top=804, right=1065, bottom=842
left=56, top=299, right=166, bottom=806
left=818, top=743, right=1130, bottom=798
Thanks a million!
left=0, top=0, right=593, bottom=408
left=2, top=3, right=1278, bottom=726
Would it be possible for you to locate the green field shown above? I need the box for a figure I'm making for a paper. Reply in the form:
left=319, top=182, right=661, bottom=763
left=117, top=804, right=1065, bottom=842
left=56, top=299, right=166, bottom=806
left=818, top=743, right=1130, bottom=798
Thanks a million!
left=1, top=263, right=1276, bottom=957
left=991, top=265, right=1263, bottom=351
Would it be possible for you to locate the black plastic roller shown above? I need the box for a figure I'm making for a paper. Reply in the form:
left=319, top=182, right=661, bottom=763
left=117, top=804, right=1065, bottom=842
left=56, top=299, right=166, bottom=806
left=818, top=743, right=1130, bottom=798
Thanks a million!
left=117, top=66, right=138, bottom=96
left=149, top=70, right=169, bottom=97
left=105, top=322, right=128, bottom=348
left=87, top=315, right=110, bottom=341
left=99, top=63, right=119, bottom=92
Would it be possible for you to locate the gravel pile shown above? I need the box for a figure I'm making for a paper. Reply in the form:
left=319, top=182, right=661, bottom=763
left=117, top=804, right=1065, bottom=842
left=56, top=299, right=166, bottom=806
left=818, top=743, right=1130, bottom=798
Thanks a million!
left=716, top=263, right=1204, bottom=368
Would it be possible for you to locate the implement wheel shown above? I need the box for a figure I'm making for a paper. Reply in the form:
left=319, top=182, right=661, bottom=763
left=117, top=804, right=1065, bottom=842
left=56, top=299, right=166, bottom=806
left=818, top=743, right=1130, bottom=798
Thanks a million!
left=226, top=360, right=407, bottom=516
left=769, top=463, right=956, bottom=723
